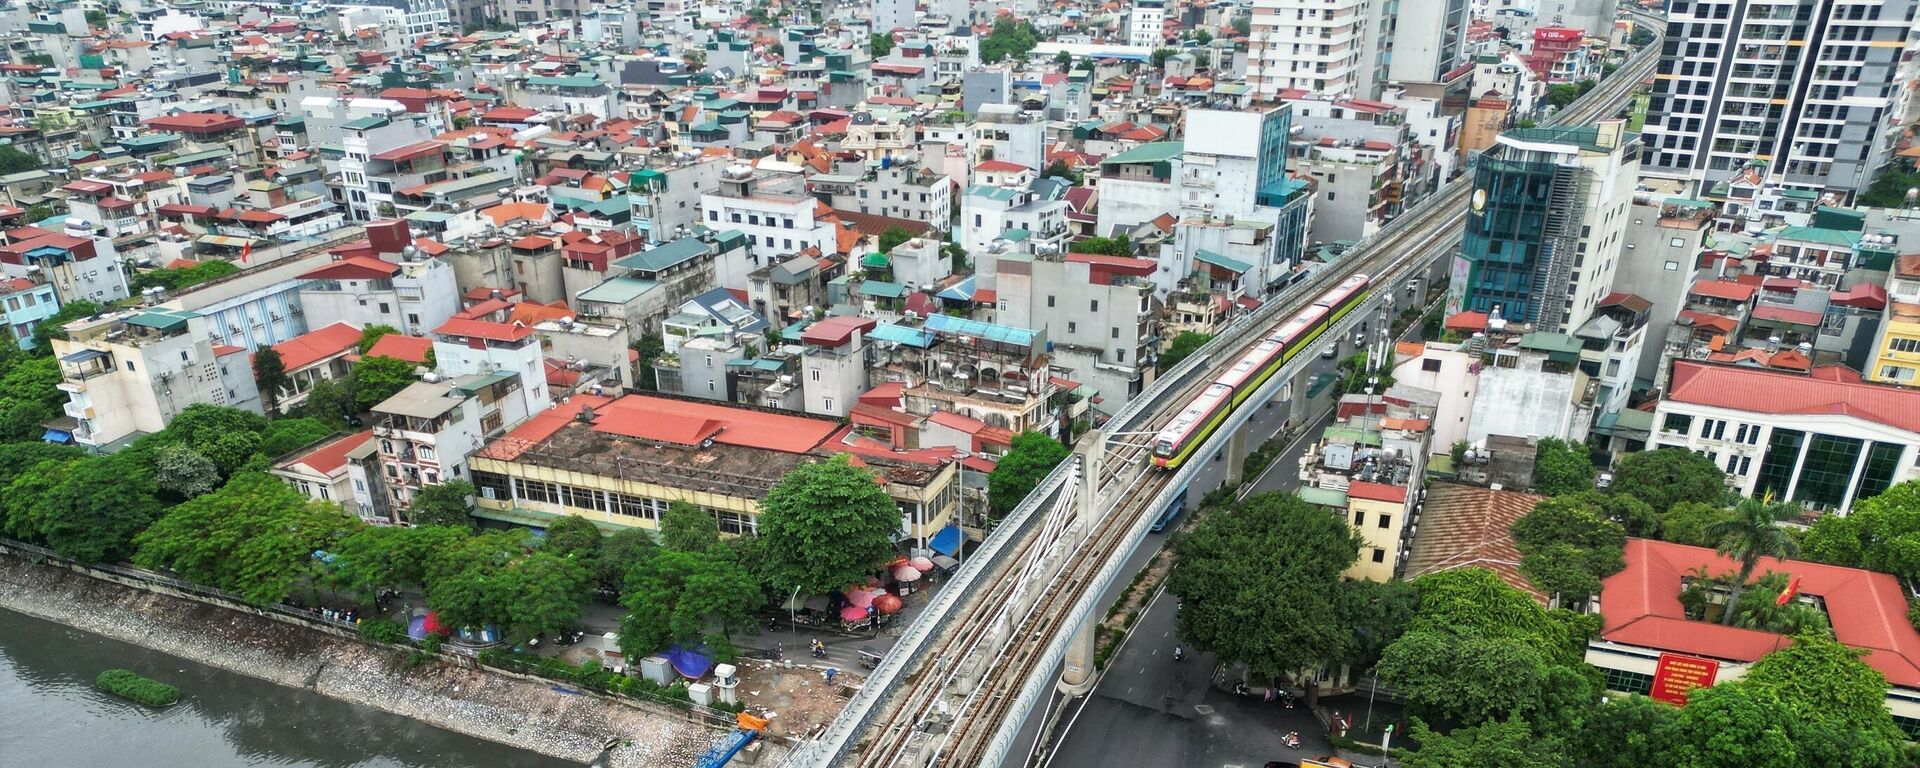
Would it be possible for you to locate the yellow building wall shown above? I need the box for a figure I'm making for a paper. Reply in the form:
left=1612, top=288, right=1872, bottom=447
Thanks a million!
left=1344, top=495, right=1407, bottom=583
left=1870, top=317, right=1920, bottom=384
left=470, top=454, right=959, bottom=540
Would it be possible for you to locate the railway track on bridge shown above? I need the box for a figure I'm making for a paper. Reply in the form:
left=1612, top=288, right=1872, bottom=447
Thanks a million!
left=801, top=14, right=1665, bottom=767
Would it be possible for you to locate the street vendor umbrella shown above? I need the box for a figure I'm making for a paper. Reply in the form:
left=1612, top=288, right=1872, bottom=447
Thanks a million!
left=874, top=593, right=904, bottom=614
left=840, top=604, right=869, bottom=621
left=892, top=565, right=923, bottom=582
left=909, top=556, right=936, bottom=572
left=421, top=610, right=446, bottom=636
left=846, top=589, right=877, bottom=608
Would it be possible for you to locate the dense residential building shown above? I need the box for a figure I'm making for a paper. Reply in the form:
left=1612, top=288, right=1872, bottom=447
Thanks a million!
left=50, top=307, right=262, bottom=449
left=1641, top=0, right=1920, bottom=200
left=1453, top=122, right=1638, bottom=333
left=0, top=277, right=59, bottom=350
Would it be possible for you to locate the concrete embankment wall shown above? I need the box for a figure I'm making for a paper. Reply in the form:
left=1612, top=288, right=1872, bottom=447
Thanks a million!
left=0, top=550, right=747, bottom=767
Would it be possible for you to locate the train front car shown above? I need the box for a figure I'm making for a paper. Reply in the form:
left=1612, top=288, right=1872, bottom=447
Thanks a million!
left=1150, top=383, right=1234, bottom=469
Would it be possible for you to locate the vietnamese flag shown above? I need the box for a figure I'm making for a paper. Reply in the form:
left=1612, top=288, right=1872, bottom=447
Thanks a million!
left=1776, top=575, right=1802, bottom=606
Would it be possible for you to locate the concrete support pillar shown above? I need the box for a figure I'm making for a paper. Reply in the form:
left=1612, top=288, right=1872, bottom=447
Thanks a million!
left=1288, top=365, right=1317, bottom=429
left=1225, top=424, right=1250, bottom=483
left=1077, top=429, right=1104, bottom=524
left=1056, top=617, right=1099, bottom=697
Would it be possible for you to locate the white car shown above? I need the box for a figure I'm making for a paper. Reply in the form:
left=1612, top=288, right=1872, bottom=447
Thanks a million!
left=1321, top=344, right=1338, bottom=359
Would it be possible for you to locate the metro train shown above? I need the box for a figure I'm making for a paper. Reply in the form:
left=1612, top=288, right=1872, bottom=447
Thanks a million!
left=1150, top=274, right=1373, bottom=469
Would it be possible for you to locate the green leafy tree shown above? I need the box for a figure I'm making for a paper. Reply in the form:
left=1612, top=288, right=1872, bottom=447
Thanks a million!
left=0, top=442, right=81, bottom=489
left=1156, top=331, right=1212, bottom=372
left=877, top=225, right=914, bottom=254
left=979, top=17, right=1039, bottom=64
left=632, top=333, right=665, bottom=391
left=326, top=524, right=466, bottom=600
left=503, top=550, right=593, bottom=641
left=1377, top=569, right=1596, bottom=729
left=259, top=417, right=335, bottom=458
left=1043, top=158, right=1081, bottom=184
left=1610, top=448, right=1729, bottom=514
left=27, top=455, right=164, bottom=563
left=619, top=549, right=761, bottom=661
left=1072, top=233, right=1132, bottom=256
left=1570, top=695, right=1677, bottom=768
left=1861, top=163, right=1920, bottom=208
left=1, top=457, right=78, bottom=540
left=1800, top=480, right=1920, bottom=578
left=1660, top=501, right=1729, bottom=547
left=1338, top=577, right=1418, bottom=670
left=1649, top=636, right=1907, bottom=767
left=0, top=146, right=41, bottom=174
left=291, top=377, right=357, bottom=424
left=756, top=456, right=901, bottom=596
left=1192, top=29, right=1212, bottom=45
left=869, top=32, right=895, bottom=56
left=1170, top=492, right=1360, bottom=699
left=595, top=527, right=659, bottom=593
left=1629, top=27, right=1656, bottom=47
left=540, top=514, right=604, bottom=561
left=147, top=404, right=269, bottom=477
left=30, top=299, right=101, bottom=354
left=1151, top=48, right=1178, bottom=68
left=252, top=347, right=291, bottom=413
left=1231, top=14, right=1250, bottom=36
left=85, top=9, right=108, bottom=27
left=410, top=479, right=476, bottom=528
left=1404, top=716, right=1568, bottom=768
left=134, top=473, right=357, bottom=605
left=988, top=431, right=1071, bottom=514
left=423, top=529, right=530, bottom=632
left=661, top=500, right=722, bottom=553
left=1511, top=494, right=1626, bottom=604
left=1706, top=495, right=1798, bottom=625
left=351, top=355, right=417, bottom=411
left=357, top=324, right=400, bottom=353
left=0, top=354, right=63, bottom=441
left=152, top=443, right=221, bottom=500
left=1531, top=437, right=1594, bottom=496
left=131, top=261, right=239, bottom=292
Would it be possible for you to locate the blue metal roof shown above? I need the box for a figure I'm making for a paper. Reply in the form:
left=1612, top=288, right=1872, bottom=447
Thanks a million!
left=924, top=312, right=1037, bottom=347
left=869, top=323, right=934, bottom=348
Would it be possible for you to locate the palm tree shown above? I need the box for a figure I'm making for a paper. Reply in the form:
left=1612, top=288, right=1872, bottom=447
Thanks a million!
left=1706, top=494, right=1799, bottom=626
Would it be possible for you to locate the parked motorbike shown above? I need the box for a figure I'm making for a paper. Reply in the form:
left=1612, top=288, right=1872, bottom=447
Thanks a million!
left=1172, top=646, right=1185, bottom=661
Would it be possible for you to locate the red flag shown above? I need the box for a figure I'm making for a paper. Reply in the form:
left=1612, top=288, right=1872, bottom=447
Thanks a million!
left=1776, top=575, right=1802, bottom=606
left=239, top=240, right=251, bottom=264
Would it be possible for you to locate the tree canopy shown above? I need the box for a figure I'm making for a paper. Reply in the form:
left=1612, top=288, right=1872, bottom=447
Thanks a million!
left=252, top=347, right=290, bottom=413
left=1169, top=492, right=1360, bottom=681
left=988, top=431, right=1070, bottom=514
left=979, top=17, right=1039, bottom=64
left=1706, top=496, right=1798, bottom=625
left=1072, top=233, right=1132, bottom=257
left=618, top=549, right=761, bottom=662
left=877, top=226, right=914, bottom=254
left=410, top=479, right=476, bottom=529
left=133, top=473, right=356, bottom=606
left=868, top=32, right=894, bottom=57
left=1609, top=448, right=1729, bottom=514
left=357, top=324, right=400, bottom=353
left=1801, top=480, right=1920, bottom=580
left=1510, top=494, right=1626, bottom=604
left=540, top=514, right=605, bottom=562
left=352, top=355, right=418, bottom=411
left=756, top=456, right=902, bottom=595
left=1531, top=438, right=1594, bottom=496
left=661, top=500, right=722, bottom=554
left=1157, top=331, right=1212, bottom=372
left=1377, top=568, right=1597, bottom=730
left=6, top=454, right=164, bottom=563
left=1404, top=716, right=1567, bottom=768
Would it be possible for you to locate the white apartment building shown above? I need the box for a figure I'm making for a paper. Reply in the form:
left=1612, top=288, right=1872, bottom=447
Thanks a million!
left=700, top=169, right=838, bottom=291
left=996, top=252, right=1160, bottom=403
left=1129, top=0, right=1167, bottom=47
left=873, top=0, right=913, bottom=33
left=297, top=252, right=460, bottom=337
left=370, top=378, right=495, bottom=514
left=1248, top=0, right=1369, bottom=98
left=1641, top=0, right=1920, bottom=201
left=971, top=104, right=1047, bottom=175
left=51, top=307, right=262, bottom=449
left=430, top=318, right=550, bottom=428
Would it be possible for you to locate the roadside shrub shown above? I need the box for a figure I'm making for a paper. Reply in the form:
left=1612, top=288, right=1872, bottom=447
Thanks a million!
left=358, top=618, right=406, bottom=644
left=95, top=669, right=180, bottom=707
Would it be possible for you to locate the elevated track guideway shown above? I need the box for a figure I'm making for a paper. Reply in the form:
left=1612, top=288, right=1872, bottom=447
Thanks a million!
left=789, top=14, right=1665, bottom=767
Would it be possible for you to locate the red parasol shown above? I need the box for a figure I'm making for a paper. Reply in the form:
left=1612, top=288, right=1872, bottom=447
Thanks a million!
left=874, top=593, right=904, bottom=614
left=840, top=604, right=869, bottom=621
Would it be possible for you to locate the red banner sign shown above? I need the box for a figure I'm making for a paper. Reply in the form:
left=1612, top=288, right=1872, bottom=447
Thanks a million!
left=1649, top=653, right=1721, bottom=706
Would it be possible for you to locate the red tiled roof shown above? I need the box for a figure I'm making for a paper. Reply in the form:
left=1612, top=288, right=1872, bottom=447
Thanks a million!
left=975, top=160, right=1028, bottom=172
left=270, top=322, right=363, bottom=371
left=371, top=140, right=446, bottom=162
left=859, top=381, right=905, bottom=407
left=1676, top=310, right=1738, bottom=334
left=283, top=430, right=375, bottom=476
left=300, top=255, right=398, bottom=280
left=1667, top=360, right=1920, bottom=434
left=1602, top=538, right=1920, bottom=687
left=1444, top=311, right=1489, bottom=332
left=851, top=402, right=920, bottom=428
left=1402, top=482, right=1547, bottom=603
left=1689, top=280, right=1757, bottom=302
left=476, top=396, right=616, bottom=461
left=1750, top=303, right=1823, bottom=327
left=433, top=318, right=533, bottom=343
left=800, top=315, right=877, bottom=347
left=590, top=395, right=838, bottom=453
left=365, top=334, right=433, bottom=364
left=144, top=112, right=244, bottom=133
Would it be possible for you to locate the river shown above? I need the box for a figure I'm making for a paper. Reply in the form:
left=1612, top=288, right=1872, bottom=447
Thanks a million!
left=0, top=608, right=578, bottom=768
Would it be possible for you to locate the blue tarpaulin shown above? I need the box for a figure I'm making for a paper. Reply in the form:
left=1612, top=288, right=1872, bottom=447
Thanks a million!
left=40, top=429, right=71, bottom=444
left=930, top=524, right=963, bottom=557
left=668, top=645, right=714, bottom=679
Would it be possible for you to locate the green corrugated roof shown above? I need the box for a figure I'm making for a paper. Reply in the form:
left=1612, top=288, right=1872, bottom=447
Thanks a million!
left=860, top=252, right=890, bottom=269
left=1298, top=486, right=1349, bottom=508
left=1193, top=249, right=1251, bottom=274
left=859, top=280, right=906, bottom=298
left=527, top=75, right=602, bottom=88
left=1101, top=140, right=1186, bottom=165
left=615, top=237, right=710, bottom=272
left=127, top=308, right=197, bottom=331
left=1518, top=331, right=1584, bottom=358
left=1776, top=225, right=1861, bottom=249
